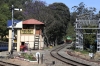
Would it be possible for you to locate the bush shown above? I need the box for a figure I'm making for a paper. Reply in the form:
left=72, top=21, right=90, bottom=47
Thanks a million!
left=3, top=38, right=8, bottom=42
left=21, top=53, right=37, bottom=61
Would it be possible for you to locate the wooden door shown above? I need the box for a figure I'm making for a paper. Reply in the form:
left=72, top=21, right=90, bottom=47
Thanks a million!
left=35, top=25, right=41, bottom=35
left=36, top=30, right=40, bottom=35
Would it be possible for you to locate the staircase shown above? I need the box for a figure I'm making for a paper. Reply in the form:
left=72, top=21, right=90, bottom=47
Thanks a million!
left=34, top=35, right=40, bottom=50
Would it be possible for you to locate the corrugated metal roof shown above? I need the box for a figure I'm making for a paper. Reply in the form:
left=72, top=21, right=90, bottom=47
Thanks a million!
left=23, top=19, right=44, bottom=25
left=7, top=20, right=20, bottom=26
left=7, top=20, right=22, bottom=28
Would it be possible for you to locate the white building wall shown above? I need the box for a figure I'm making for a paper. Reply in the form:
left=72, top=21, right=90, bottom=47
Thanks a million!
left=20, top=35, right=44, bottom=50
left=17, top=29, right=21, bottom=52
left=8, top=29, right=12, bottom=52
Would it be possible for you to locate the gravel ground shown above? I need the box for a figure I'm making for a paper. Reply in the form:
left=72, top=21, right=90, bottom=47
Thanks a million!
left=0, top=49, right=69, bottom=66
left=1, top=45, right=100, bottom=66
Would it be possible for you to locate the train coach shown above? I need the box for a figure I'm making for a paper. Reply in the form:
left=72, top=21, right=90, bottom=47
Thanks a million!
left=0, top=42, right=17, bottom=51
left=66, top=36, right=72, bottom=44
left=0, top=42, right=8, bottom=51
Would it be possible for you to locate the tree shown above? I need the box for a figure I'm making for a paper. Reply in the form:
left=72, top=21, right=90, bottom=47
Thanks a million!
left=23, top=1, right=70, bottom=46
left=65, top=22, right=75, bottom=40
left=0, top=0, right=32, bottom=41
left=48, top=3, right=70, bottom=45
left=22, top=0, right=51, bottom=46
left=70, top=12, right=77, bottom=26
left=0, top=0, right=71, bottom=44
left=72, top=2, right=96, bottom=20
left=23, top=0, right=47, bottom=20
left=0, top=2, right=11, bottom=41
left=0, top=14, right=8, bottom=40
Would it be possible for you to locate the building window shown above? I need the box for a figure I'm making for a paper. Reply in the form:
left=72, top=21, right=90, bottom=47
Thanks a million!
left=23, top=24, right=34, bottom=29
left=98, top=39, right=100, bottom=42
left=98, top=30, right=100, bottom=33
left=98, top=35, right=100, bottom=38
left=36, top=25, right=40, bottom=30
left=98, top=45, right=100, bottom=47
left=76, top=35, right=78, bottom=37
left=98, top=48, right=100, bottom=51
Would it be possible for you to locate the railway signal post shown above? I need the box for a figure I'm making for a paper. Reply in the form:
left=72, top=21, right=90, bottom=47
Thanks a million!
left=9, top=5, right=22, bottom=58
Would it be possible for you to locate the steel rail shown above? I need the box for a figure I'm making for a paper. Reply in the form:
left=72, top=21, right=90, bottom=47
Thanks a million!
left=50, top=44, right=90, bottom=66
left=0, top=60, right=20, bottom=66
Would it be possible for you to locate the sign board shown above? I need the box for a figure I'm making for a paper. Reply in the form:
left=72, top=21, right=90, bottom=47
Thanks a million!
left=89, top=53, right=93, bottom=57
left=21, top=29, right=33, bottom=34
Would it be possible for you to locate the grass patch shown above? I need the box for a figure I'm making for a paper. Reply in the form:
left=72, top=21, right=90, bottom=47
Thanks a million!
left=74, top=49, right=89, bottom=54
left=20, top=53, right=37, bottom=61
left=44, top=45, right=61, bottom=50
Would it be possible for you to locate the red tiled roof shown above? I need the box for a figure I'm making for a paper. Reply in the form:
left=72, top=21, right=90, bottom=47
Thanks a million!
left=23, top=19, right=44, bottom=25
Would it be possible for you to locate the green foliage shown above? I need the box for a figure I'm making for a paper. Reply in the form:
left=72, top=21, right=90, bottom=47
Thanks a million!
left=84, top=34, right=96, bottom=45
left=71, top=2, right=98, bottom=52
left=83, top=25, right=97, bottom=28
left=83, top=26, right=97, bottom=45
left=0, top=0, right=71, bottom=43
left=0, top=0, right=32, bottom=41
left=72, top=2, right=96, bottom=17
left=0, top=8, right=9, bottom=40
left=65, top=23, right=75, bottom=41
left=2, top=38, right=8, bottom=42
left=47, top=3, right=70, bottom=43
left=75, top=49, right=89, bottom=54
left=21, top=53, right=36, bottom=61
left=23, top=1, right=70, bottom=45
left=70, top=12, right=77, bottom=26
left=0, top=0, right=98, bottom=45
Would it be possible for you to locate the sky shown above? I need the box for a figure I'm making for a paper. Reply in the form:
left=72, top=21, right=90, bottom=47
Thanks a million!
left=41, top=0, right=100, bottom=13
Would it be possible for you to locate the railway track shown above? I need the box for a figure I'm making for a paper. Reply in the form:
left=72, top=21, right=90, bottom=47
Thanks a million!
left=0, top=60, right=20, bottom=66
left=50, top=44, right=90, bottom=66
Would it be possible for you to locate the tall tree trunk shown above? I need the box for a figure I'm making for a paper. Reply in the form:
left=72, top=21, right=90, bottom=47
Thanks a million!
left=44, top=28, right=49, bottom=47
left=1, top=35, right=3, bottom=41
left=55, top=37, right=58, bottom=46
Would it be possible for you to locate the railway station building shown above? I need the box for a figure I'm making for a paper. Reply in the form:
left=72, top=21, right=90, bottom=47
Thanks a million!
left=7, top=19, right=45, bottom=52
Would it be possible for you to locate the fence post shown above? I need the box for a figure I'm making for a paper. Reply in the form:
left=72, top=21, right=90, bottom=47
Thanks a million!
left=41, top=54, right=43, bottom=64
left=52, top=61, right=55, bottom=65
left=38, top=54, right=39, bottom=64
